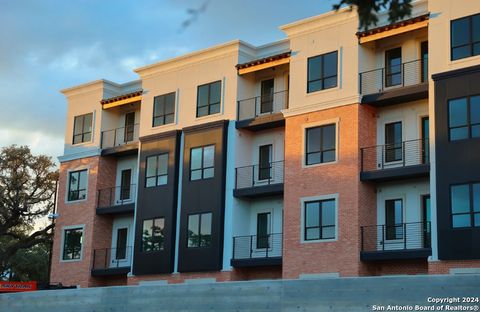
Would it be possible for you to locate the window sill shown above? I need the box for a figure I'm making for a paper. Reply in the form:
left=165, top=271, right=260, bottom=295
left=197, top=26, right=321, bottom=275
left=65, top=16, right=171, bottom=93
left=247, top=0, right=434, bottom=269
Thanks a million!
left=66, top=198, right=88, bottom=204
left=302, top=160, right=338, bottom=169
left=152, top=122, right=176, bottom=130
left=305, top=86, right=339, bottom=97
left=195, top=112, right=222, bottom=121
left=301, top=237, right=338, bottom=244
left=60, top=258, right=83, bottom=263
left=449, top=54, right=480, bottom=66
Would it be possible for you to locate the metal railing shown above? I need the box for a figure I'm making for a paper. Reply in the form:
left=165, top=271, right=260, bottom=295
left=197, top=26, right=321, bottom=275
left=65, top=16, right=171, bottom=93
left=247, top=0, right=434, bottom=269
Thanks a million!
left=359, top=59, right=428, bottom=95
left=361, top=222, right=431, bottom=252
left=97, top=184, right=136, bottom=209
left=237, top=90, right=288, bottom=121
left=232, top=233, right=282, bottom=260
left=92, top=247, right=132, bottom=270
left=361, top=139, right=429, bottom=172
left=100, top=124, right=140, bottom=149
left=235, top=160, right=284, bottom=189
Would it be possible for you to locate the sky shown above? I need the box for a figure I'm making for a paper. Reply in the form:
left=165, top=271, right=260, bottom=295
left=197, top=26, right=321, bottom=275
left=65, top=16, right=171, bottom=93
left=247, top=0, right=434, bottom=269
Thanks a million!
left=0, top=0, right=336, bottom=160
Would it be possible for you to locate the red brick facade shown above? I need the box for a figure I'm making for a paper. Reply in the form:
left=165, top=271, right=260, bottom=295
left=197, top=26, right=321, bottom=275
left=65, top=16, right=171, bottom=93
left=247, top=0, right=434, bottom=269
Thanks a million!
left=50, top=155, right=117, bottom=287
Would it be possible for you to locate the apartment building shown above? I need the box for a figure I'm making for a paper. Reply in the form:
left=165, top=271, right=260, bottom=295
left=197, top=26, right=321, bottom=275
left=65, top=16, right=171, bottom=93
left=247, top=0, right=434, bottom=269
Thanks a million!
left=50, top=0, right=480, bottom=287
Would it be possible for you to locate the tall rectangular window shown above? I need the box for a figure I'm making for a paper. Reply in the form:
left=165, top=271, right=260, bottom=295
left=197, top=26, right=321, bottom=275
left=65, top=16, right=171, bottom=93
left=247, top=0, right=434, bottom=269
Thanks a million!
left=385, top=199, right=403, bottom=240
left=451, top=13, right=480, bottom=61
left=307, top=51, right=338, bottom=93
left=187, top=212, right=212, bottom=248
left=73, top=113, right=93, bottom=144
left=62, top=228, right=83, bottom=260
left=145, top=154, right=168, bottom=187
left=153, top=92, right=175, bottom=127
left=256, top=212, right=271, bottom=249
left=385, top=47, right=402, bottom=87
left=142, top=218, right=165, bottom=252
left=68, top=169, right=87, bottom=201
left=305, top=124, right=336, bottom=165
left=385, top=121, right=403, bottom=162
left=451, top=183, right=480, bottom=228
left=190, top=145, right=214, bottom=180
left=448, top=95, right=480, bottom=141
left=197, top=81, right=221, bottom=117
left=304, top=199, right=336, bottom=241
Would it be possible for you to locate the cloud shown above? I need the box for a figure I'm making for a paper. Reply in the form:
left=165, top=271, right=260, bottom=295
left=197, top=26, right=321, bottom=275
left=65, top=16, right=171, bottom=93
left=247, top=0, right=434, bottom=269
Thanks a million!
left=0, top=128, right=64, bottom=160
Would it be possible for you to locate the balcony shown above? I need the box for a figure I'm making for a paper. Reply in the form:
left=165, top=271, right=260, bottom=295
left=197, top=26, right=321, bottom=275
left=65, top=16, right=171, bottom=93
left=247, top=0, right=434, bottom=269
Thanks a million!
left=100, top=124, right=139, bottom=156
left=233, top=161, right=284, bottom=198
left=231, top=233, right=282, bottom=267
left=236, top=90, right=288, bottom=131
left=359, top=59, right=428, bottom=106
left=360, top=222, right=431, bottom=261
left=96, top=185, right=136, bottom=215
left=91, top=247, right=132, bottom=276
left=360, top=139, right=430, bottom=182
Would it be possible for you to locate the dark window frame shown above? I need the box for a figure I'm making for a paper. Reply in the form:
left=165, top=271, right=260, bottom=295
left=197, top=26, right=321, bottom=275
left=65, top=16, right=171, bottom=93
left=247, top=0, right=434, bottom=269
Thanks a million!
left=67, top=169, right=88, bottom=201
left=141, top=217, right=165, bottom=252
left=187, top=212, right=213, bottom=248
left=152, top=92, right=176, bottom=127
left=385, top=47, right=402, bottom=88
left=307, top=51, right=338, bottom=93
left=450, top=13, right=480, bottom=61
left=385, top=198, right=404, bottom=240
left=304, top=199, right=336, bottom=241
left=190, top=145, right=215, bottom=181
left=62, top=228, right=83, bottom=261
left=196, top=80, right=222, bottom=117
left=305, top=124, right=336, bottom=166
left=145, top=153, right=169, bottom=188
left=448, top=95, right=480, bottom=141
left=72, top=113, right=93, bottom=145
left=385, top=121, right=403, bottom=163
left=256, top=212, right=271, bottom=249
left=450, top=182, right=480, bottom=229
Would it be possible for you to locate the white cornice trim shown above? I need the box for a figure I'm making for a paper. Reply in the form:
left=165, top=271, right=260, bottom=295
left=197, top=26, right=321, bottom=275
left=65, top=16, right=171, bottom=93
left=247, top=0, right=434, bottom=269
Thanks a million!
left=58, top=149, right=102, bottom=163
left=282, top=95, right=361, bottom=118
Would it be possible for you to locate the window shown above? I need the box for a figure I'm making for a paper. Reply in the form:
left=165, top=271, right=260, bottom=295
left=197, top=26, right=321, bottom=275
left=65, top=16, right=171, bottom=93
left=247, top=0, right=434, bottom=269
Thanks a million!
left=304, top=199, right=336, bottom=241
left=451, top=13, right=480, bottom=61
left=257, top=212, right=271, bottom=249
left=385, top=47, right=402, bottom=87
left=307, top=51, right=338, bottom=93
left=187, top=212, right=212, bottom=248
left=72, top=113, right=93, bottom=144
left=385, top=199, right=403, bottom=240
left=448, top=95, right=480, bottom=141
left=190, top=145, right=214, bottom=180
left=68, top=169, right=87, bottom=201
left=258, top=144, right=272, bottom=180
left=197, top=81, right=221, bottom=117
left=153, top=92, right=175, bottom=127
left=142, top=218, right=165, bottom=252
left=385, top=121, right=403, bottom=162
left=62, top=228, right=83, bottom=260
left=145, top=154, right=168, bottom=187
left=305, top=124, right=336, bottom=165
left=451, top=183, right=480, bottom=228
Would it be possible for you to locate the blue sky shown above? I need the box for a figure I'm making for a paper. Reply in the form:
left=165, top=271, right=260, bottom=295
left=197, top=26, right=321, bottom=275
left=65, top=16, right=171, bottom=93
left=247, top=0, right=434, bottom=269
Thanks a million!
left=0, top=0, right=336, bottom=159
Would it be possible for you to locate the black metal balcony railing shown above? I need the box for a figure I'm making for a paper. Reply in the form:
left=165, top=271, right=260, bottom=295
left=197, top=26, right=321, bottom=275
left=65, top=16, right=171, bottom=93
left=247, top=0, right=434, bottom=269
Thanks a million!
left=232, top=233, right=282, bottom=260
left=361, top=139, right=429, bottom=172
left=97, top=184, right=136, bottom=209
left=237, top=90, right=288, bottom=121
left=359, top=59, right=427, bottom=95
left=92, top=247, right=132, bottom=270
left=361, top=222, right=431, bottom=252
left=100, top=124, right=140, bottom=149
left=235, top=160, right=284, bottom=189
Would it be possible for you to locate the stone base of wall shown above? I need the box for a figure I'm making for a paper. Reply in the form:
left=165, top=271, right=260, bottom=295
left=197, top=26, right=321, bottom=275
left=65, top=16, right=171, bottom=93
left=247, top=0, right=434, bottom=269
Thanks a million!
left=428, top=260, right=480, bottom=274
left=127, top=267, right=282, bottom=285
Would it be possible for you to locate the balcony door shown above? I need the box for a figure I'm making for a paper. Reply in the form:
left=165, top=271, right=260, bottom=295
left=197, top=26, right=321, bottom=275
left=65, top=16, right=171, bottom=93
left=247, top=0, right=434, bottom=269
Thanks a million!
left=385, top=199, right=403, bottom=240
left=260, top=79, right=274, bottom=114
left=124, top=112, right=135, bottom=143
left=258, top=144, right=272, bottom=181
left=385, top=47, right=402, bottom=87
left=115, top=228, right=128, bottom=260
left=422, top=195, right=431, bottom=248
left=256, top=212, right=271, bottom=249
left=421, top=117, right=429, bottom=164
left=421, top=41, right=428, bottom=83
left=119, top=169, right=132, bottom=201
left=385, top=121, right=402, bottom=163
